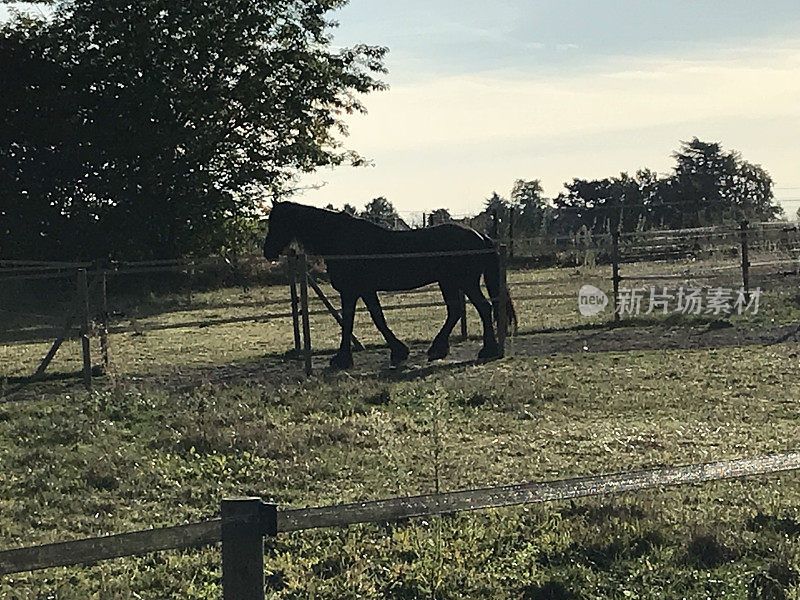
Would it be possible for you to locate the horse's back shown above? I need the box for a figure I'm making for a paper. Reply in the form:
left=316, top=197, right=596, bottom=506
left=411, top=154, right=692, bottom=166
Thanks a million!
left=381, top=223, right=487, bottom=252
left=327, top=223, right=493, bottom=293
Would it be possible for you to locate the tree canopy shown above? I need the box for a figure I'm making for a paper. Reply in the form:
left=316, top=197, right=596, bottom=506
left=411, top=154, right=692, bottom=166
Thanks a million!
left=0, top=0, right=386, bottom=260
left=427, top=208, right=452, bottom=226
left=360, top=196, right=400, bottom=228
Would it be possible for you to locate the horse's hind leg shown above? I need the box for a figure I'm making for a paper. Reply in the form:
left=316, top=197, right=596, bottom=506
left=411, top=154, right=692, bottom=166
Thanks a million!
left=463, top=279, right=501, bottom=360
left=362, top=291, right=409, bottom=366
left=427, top=283, right=462, bottom=361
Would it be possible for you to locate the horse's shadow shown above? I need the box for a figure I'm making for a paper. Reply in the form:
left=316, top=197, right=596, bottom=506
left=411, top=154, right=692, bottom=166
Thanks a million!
left=374, top=358, right=481, bottom=382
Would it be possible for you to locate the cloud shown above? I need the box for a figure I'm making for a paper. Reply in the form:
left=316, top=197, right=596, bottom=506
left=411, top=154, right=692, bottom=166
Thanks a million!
left=300, top=40, right=800, bottom=212
left=345, top=42, right=800, bottom=151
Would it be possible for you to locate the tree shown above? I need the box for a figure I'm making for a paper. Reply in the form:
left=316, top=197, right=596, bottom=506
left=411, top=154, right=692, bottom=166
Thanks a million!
left=360, top=197, right=399, bottom=228
left=428, top=208, right=451, bottom=226
left=0, top=1, right=387, bottom=260
left=510, top=179, right=547, bottom=235
left=671, top=138, right=781, bottom=227
left=552, top=171, right=661, bottom=234
left=470, top=192, right=508, bottom=237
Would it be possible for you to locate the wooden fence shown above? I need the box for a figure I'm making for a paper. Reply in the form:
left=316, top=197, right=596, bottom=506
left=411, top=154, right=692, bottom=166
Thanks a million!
left=0, top=451, right=798, bottom=598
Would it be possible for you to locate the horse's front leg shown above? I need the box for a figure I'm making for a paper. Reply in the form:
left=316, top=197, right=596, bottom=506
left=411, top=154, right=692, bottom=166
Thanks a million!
left=329, top=291, right=358, bottom=369
left=362, top=291, right=409, bottom=366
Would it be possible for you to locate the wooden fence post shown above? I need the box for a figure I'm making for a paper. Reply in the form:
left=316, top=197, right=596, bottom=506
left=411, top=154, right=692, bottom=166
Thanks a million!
left=740, top=220, right=750, bottom=301
left=186, top=263, right=194, bottom=305
left=221, top=497, right=276, bottom=600
left=459, top=292, right=467, bottom=341
left=287, top=252, right=302, bottom=354
left=99, top=270, right=110, bottom=369
left=77, top=269, right=92, bottom=390
left=611, top=230, right=621, bottom=323
left=508, top=206, right=515, bottom=259
left=497, top=244, right=508, bottom=357
left=298, top=253, right=313, bottom=376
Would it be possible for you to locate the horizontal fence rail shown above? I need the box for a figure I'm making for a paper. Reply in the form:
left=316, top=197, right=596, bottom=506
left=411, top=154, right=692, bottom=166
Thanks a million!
left=0, top=520, right=222, bottom=575
left=314, top=249, right=497, bottom=260
left=1, top=451, right=798, bottom=577
left=277, top=451, right=800, bottom=532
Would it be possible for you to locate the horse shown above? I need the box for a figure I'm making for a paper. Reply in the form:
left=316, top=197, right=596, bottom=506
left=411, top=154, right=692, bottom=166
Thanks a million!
left=262, top=201, right=516, bottom=369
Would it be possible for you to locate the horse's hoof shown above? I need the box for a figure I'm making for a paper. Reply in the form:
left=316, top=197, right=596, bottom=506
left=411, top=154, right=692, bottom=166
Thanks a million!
left=427, top=344, right=449, bottom=362
left=329, top=352, right=354, bottom=370
left=390, top=344, right=410, bottom=366
left=477, top=345, right=502, bottom=360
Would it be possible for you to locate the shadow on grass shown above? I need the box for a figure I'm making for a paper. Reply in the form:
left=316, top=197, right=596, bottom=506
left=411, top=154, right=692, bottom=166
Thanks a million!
left=4, top=319, right=799, bottom=403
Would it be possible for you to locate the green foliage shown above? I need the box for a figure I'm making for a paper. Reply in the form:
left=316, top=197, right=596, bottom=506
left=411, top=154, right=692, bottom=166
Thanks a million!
left=511, top=179, right=548, bottom=236
left=428, top=208, right=452, bottom=226
left=360, top=196, right=401, bottom=229
left=671, top=138, right=782, bottom=227
left=0, top=0, right=386, bottom=260
left=548, top=139, right=782, bottom=235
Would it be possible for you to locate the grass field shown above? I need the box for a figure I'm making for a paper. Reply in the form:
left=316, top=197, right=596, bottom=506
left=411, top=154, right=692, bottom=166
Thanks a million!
left=1, top=260, right=799, bottom=599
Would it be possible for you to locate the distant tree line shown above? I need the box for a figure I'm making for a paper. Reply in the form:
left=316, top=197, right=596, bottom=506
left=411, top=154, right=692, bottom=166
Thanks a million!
left=328, top=139, right=783, bottom=241
left=473, top=138, right=782, bottom=238
left=325, top=197, right=408, bottom=229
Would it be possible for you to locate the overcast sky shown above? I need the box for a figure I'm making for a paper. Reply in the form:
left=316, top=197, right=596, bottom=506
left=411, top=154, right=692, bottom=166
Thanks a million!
left=299, top=0, right=800, bottom=218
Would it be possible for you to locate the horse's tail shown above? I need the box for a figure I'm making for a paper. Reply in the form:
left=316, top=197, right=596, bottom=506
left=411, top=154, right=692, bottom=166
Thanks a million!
left=482, top=237, right=518, bottom=336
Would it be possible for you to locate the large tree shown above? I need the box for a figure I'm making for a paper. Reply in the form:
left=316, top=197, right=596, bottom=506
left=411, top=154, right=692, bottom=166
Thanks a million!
left=510, top=178, right=547, bottom=235
left=0, top=1, right=387, bottom=260
left=427, top=208, right=451, bottom=226
left=671, top=138, right=781, bottom=227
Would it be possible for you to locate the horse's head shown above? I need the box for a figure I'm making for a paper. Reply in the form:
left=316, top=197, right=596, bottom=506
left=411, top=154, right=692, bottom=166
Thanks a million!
left=262, top=202, right=296, bottom=259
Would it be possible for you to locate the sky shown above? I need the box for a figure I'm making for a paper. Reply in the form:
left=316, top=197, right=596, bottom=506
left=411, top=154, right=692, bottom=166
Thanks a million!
left=296, top=0, right=800, bottom=220
left=3, top=1, right=799, bottom=220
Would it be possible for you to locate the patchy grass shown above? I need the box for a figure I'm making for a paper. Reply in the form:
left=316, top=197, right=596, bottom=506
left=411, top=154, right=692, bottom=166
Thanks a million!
left=0, top=261, right=799, bottom=598
left=0, top=341, right=799, bottom=598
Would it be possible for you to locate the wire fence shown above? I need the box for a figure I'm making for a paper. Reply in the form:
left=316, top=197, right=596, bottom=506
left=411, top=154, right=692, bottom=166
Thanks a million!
left=2, top=221, right=799, bottom=391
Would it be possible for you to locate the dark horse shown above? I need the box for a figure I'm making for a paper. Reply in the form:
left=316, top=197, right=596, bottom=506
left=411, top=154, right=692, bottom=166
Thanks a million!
left=263, top=202, right=516, bottom=369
